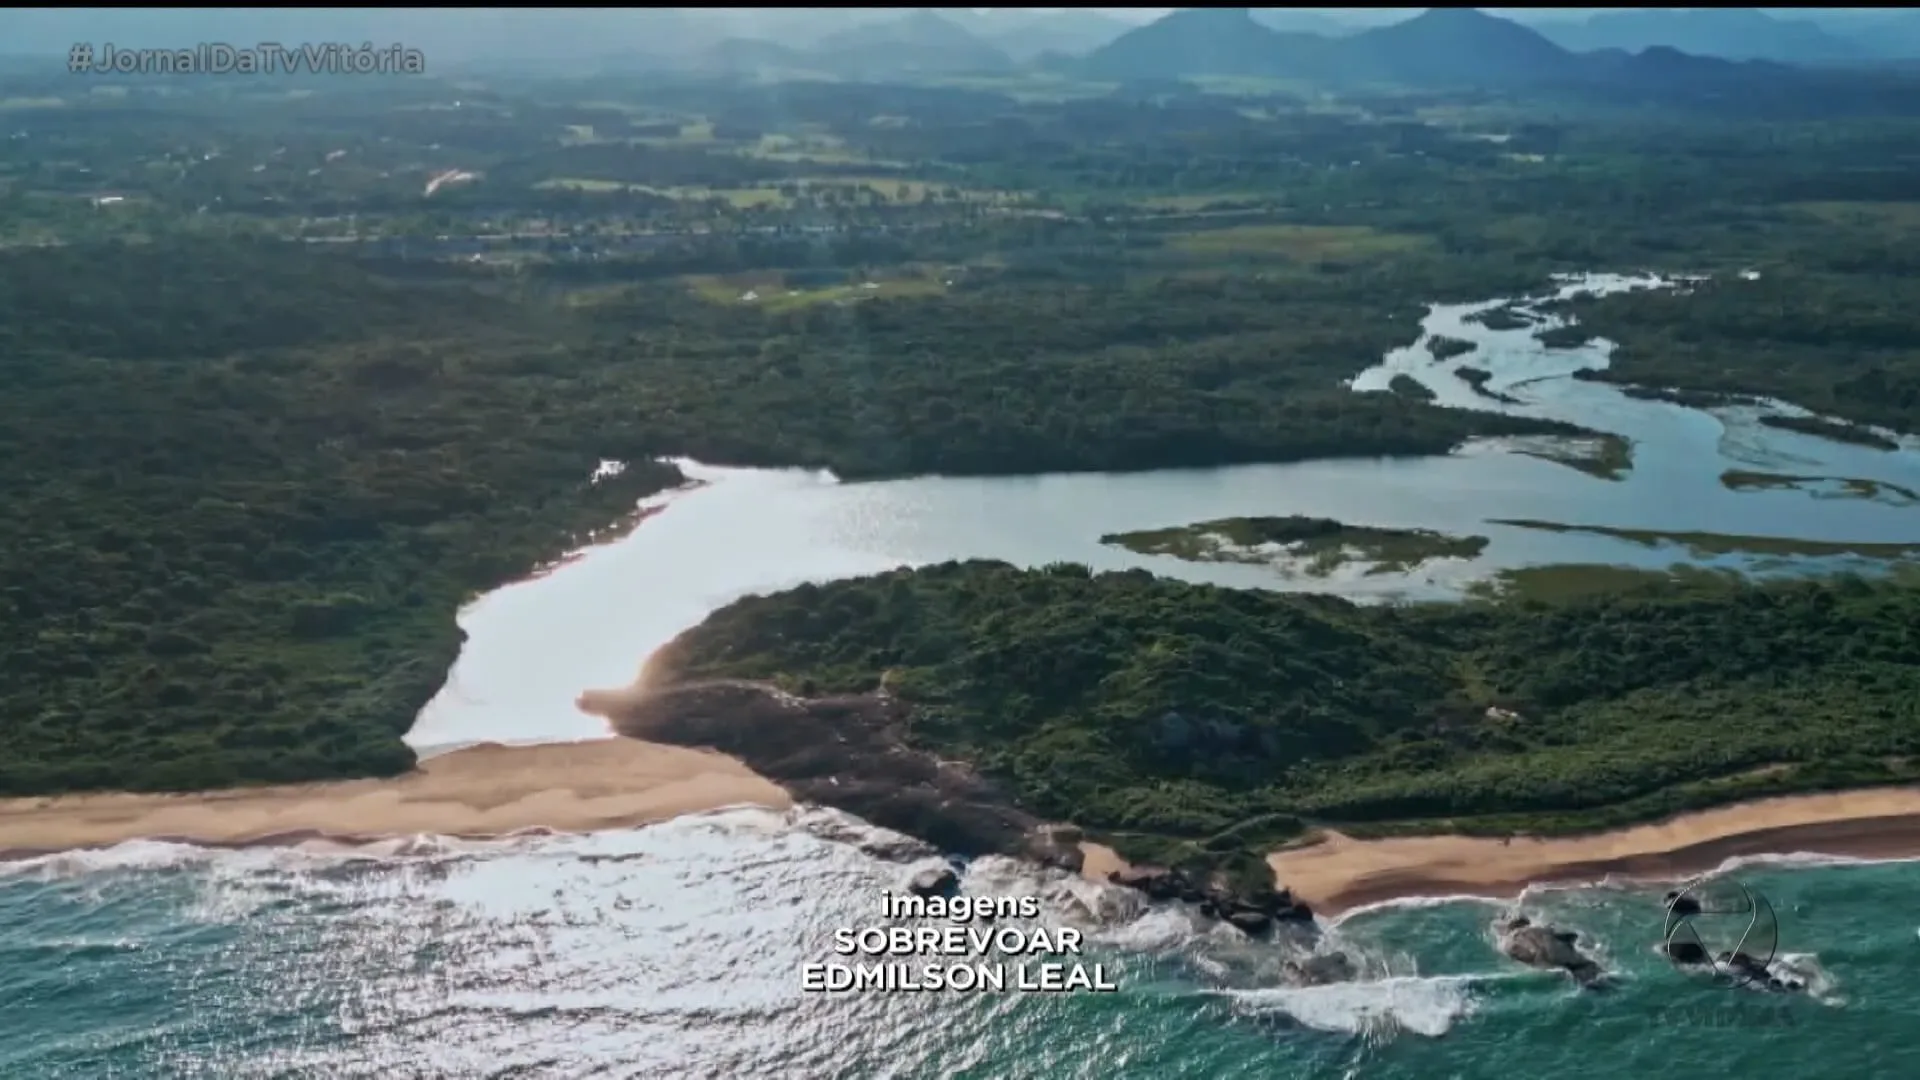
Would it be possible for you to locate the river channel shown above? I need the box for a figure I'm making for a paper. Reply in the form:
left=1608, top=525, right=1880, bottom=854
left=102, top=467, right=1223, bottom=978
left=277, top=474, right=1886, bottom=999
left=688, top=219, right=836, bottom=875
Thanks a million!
left=406, top=271, right=1920, bottom=753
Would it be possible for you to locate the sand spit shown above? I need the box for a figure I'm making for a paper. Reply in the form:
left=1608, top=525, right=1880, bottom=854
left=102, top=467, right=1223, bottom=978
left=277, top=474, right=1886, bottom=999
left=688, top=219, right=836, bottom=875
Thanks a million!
left=0, top=737, right=790, bottom=858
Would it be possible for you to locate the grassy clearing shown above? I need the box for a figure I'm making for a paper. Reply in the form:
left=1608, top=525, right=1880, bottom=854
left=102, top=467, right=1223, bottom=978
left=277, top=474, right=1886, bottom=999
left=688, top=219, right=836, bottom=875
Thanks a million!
left=734, top=133, right=891, bottom=166
left=534, top=175, right=1012, bottom=208
left=1167, top=223, right=1433, bottom=261
left=1490, top=518, right=1920, bottom=560
left=921, top=74, right=1116, bottom=102
left=684, top=272, right=947, bottom=312
left=1103, top=515, right=1489, bottom=577
left=1132, top=192, right=1281, bottom=211
left=532, top=179, right=784, bottom=207
left=534, top=177, right=633, bottom=193
left=1186, top=75, right=1321, bottom=98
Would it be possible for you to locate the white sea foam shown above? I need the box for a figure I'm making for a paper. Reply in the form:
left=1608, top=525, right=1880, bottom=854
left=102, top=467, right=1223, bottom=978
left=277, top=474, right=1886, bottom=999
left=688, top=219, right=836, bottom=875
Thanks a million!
left=1225, top=974, right=1481, bottom=1038
left=1711, top=850, right=1920, bottom=874
left=1324, top=892, right=1507, bottom=927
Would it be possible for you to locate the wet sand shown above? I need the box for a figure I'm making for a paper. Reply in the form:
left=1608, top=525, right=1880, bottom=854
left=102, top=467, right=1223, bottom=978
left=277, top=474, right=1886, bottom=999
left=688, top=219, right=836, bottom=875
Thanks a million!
left=1269, top=787, right=1920, bottom=916
left=0, top=737, right=790, bottom=858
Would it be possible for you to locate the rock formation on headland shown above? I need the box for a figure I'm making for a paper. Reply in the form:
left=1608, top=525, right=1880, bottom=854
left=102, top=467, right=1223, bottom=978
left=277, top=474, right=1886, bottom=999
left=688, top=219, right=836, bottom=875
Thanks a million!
left=1107, top=865, right=1314, bottom=935
left=583, top=679, right=1058, bottom=860
left=581, top=678, right=1312, bottom=929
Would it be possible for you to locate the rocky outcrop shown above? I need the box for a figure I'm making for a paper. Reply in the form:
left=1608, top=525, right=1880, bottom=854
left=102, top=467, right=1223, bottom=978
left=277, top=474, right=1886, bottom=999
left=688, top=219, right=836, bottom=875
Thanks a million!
left=1665, top=939, right=1710, bottom=964
left=1024, top=824, right=1087, bottom=875
left=1667, top=939, right=1806, bottom=992
left=1105, top=865, right=1314, bottom=934
left=601, top=678, right=1305, bottom=927
left=1497, top=915, right=1607, bottom=988
left=1663, top=888, right=1702, bottom=917
left=1284, top=951, right=1356, bottom=986
left=1722, top=951, right=1806, bottom=993
left=602, top=680, right=1045, bottom=857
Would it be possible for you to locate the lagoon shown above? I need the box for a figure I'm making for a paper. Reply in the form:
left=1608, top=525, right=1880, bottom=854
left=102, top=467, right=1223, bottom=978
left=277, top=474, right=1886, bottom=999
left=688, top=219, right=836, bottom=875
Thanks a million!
left=406, top=272, right=1920, bottom=754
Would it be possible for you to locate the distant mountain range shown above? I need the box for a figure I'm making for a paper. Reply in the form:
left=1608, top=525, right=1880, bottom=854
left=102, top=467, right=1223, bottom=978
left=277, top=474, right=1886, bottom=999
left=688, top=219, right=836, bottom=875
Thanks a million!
left=1523, top=8, right=1863, bottom=64
left=9, top=6, right=1920, bottom=83
left=1077, top=7, right=1764, bottom=90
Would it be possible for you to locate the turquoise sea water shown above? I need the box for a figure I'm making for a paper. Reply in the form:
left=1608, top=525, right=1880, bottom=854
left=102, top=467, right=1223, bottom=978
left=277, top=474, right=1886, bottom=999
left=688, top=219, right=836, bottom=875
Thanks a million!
left=6, top=809, right=1920, bottom=1079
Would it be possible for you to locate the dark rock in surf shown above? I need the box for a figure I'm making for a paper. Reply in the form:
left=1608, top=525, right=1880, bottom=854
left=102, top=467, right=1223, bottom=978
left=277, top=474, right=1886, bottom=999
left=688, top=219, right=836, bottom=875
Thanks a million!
left=1226, top=909, right=1274, bottom=936
left=1284, top=950, right=1357, bottom=986
left=1665, top=939, right=1710, bottom=964
left=1664, top=889, right=1702, bottom=917
left=1108, top=865, right=1188, bottom=900
left=908, top=867, right=959, bottom=899
left=1498, top=916, right=1607, bottom=988
left=1718, top=950, right=1803, bottom=992
left=1105, top=867, right=1314, bottom=930
left=1023, top=825, right=1085, bottom=874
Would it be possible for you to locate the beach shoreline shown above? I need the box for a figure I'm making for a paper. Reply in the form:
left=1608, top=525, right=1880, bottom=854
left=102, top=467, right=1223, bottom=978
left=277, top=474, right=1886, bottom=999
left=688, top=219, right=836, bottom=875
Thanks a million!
left=12, top=741, right=1920, bottom=915
left=0, top=737, right=790, bottom=860
left=1268, top=787, right=1920, bottom=916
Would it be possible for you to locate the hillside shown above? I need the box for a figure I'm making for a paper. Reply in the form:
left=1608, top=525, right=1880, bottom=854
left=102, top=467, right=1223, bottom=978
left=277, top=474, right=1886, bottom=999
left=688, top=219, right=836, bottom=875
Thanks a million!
left=1082, top=8, right=1317, bottom=81
left=979, top=10, right=1134, bottom=61
left=1342, top=7, right=1572, bottom=85
left=649, top=561, right=1920, bottom=875
left=812, top=10, right=1014, bottom=77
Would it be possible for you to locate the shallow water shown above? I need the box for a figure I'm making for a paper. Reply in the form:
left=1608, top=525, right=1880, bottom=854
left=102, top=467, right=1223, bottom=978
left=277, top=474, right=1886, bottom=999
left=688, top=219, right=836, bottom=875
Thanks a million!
left=11, top=272, right=1920, bottom=1077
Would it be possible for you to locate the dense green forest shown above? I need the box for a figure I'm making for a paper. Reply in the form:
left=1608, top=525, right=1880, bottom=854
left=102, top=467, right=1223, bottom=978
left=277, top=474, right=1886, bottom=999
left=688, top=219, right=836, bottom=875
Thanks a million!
left=654, top=562, right=1920, bottom=871
left=6, top=70, right=1920, bottom=799
left=0, top=242, right=688, bottom=793
left=0, top=240, right=1583, bottom=795
left=1560, top=267, right=1920, bottom=435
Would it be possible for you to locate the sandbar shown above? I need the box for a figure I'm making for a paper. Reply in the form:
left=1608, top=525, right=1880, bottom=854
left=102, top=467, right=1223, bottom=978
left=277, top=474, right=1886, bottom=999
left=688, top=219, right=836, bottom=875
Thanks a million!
left=1269, top=787, right=1920, bottom=916
left=0, top=737, right=790, bottom=858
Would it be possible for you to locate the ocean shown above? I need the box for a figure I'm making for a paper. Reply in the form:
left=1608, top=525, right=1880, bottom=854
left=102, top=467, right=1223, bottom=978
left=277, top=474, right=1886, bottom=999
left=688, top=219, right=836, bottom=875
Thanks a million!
left=5, top=811, right=1920, bottom=1078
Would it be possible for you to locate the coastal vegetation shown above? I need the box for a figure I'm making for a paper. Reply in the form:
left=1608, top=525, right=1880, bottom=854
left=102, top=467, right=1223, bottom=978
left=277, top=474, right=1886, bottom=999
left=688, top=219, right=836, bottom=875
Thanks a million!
left=652, top=560, right=1920, bottom=874
left=1102, top=516, right=1489, bottom=576
left=8, top=57, right=1920, bottom=809
left=1720, top=470, right=1920, bottom=506
left=1558, top=270, right=1920, bottom=437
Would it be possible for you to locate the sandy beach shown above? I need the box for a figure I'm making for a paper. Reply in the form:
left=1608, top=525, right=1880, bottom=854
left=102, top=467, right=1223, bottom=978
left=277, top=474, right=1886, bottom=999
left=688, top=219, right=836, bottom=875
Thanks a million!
left=12, top=733, right=1920, bottom=913
left=1268, top=787, right=1920, bottom=915
left=0, top=737, right=790, bottom=858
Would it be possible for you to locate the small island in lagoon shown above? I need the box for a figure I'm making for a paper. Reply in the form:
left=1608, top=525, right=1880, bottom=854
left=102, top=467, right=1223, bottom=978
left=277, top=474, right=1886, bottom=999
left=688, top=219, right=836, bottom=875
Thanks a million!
left=1101, top=515, right=1489, bottom=577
